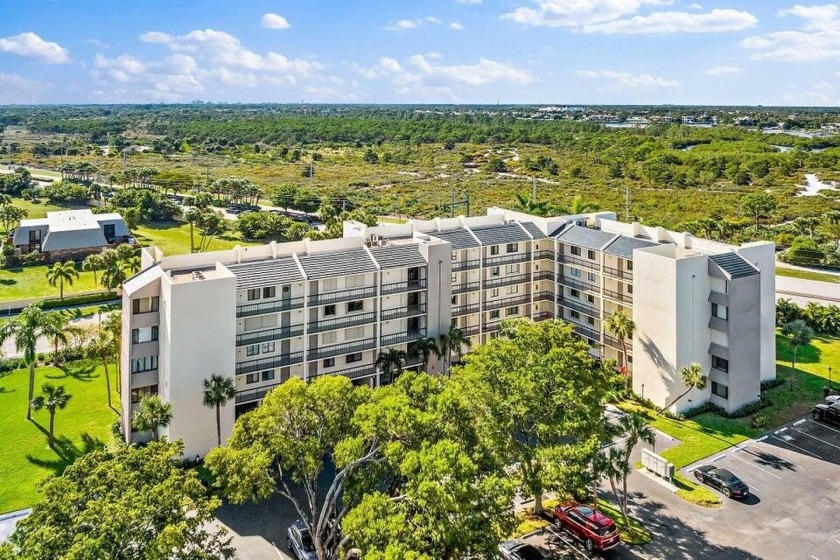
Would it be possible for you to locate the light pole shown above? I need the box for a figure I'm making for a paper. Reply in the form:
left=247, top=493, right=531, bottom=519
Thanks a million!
left=830, top=366, right=833, bottom=392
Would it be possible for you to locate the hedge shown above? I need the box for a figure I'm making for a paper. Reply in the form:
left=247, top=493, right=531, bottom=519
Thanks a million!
left=40, top=291, right=118, bottom=309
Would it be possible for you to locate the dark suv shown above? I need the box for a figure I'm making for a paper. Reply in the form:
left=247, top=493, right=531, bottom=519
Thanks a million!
left=813, top=401, right=840, bottom=424
left=553, top=503, right=621, bottom=553
left=287, top=520, right=317, bottom=560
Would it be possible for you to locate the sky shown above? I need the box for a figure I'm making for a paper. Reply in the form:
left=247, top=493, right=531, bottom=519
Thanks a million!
left=0, top=1, right=839, bottom=105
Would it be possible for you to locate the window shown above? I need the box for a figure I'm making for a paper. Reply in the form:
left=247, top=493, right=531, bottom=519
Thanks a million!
left=571, top=246, right=581, bottom=256
left=587, top=250, right=596, bottom=260
left=245, top=373, right=259, bottom=384
left=507, top=264, right=520, bottom=274
left=491, top=288, right=499, bottom=298
left=131, top=326, right=158, bottom=344
left=263, top=286, right=276, bottom=299
left=712, top=356, right=729, bottom=373
left=587, top=272, right=596, bottom=282
left=490, top=310, right=500, bottom=319
left=627, top=260, right=633, bottom=271
left=570, top=289, right=580, bottom=298
left=571, top=310, right=581, bottom=320
left=246, top=344, right=260, bottom=357
left=570, top=268, right=582, bottom=278
left=506, top=243, right=519, bottom=253
left=130, top=385, right=158, bottom=404
left=244, top=314, right=277, bottom=331
left=506, top=285, right=519, bottom=295
left=491, top=267, right=500, bottom=277
left=322, top=278, right=338, bottom=292
left=347, top=301, right=363, bottom=313
left=247, top=288, right=261, bottom=301
left=261, top=342, right=275, bottom=353
left=131, top=355, right=158, bottom=374
left=451, top=274, right=458, bottom=283
left=324, top=305, right=336, bottom=317
left=451, top=252, right=458, bottom=261
left=506, top=306, right=519, bottom=316
left=587, top=294, right=595, bottom=304
left=712, top=303, right=728, bottom=320
left=103, top=224, right=116, bottom=239
left=345, top=326, right=365, bottom=340
left=322, top=331, right=338, bottom=344
left=346, top=352, right=363, bottom=364
left=323, top=358, right=335, bottom=368
left=261, top=370, right=275, bottom=382
left=490, top=245, right=500, bottom=255
left=132, top=297, right=159, bottom=314
left=587, top=316, right=595, bottom=326
left=627, top=285, right=633, bottom=294
left=712, top=381, right=729, bottom=399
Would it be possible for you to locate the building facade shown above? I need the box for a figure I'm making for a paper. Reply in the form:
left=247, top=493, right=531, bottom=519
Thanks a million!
left=120, top=208, right=775, bottom=457
left=12, top=209, right=130, bottom=261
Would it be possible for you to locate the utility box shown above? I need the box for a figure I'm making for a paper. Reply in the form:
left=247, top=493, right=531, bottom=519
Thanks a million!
left=641, top=448, right=674, bottom=482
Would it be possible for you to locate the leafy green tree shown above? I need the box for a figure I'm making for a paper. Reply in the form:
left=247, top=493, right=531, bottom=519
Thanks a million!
left=782, top=319, right=814, bottom=390
left=82, top=253, right=105, bottom=285
left=0, top=304, right=67, bottom=420
left=455, top=318, right=611, bottom=513
left=87, top=329, right=115, bottom=409
left=46, top=260, right=79, bottom=300
left=438, top=324, right=471, bottom=375
left=0, top=441, right=233, bottom=560
left=31, top=383, right=71, bottom=446
left=413, top=336, right=442, bottom=370
left=604, top=311, right=635, bottom=391
left=375, top=347, right=407, bottom=385
left=202, top=374, right=236, bottom=446
left=659, top=363, right=707, bottom=414
left=132, top=395, right=173, bottom=441
left=0, top=203, right=27, bottom=234
left=513, top=193, right=548, bottom=216
left=740, top=192, right=777, bottom=230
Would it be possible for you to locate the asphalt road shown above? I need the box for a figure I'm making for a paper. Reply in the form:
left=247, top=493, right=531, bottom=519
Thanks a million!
left=776, top=275, right=840, bottom=305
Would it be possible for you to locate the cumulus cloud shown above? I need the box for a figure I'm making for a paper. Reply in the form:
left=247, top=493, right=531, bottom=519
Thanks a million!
left=577, top=69, right=680, bottom=89
left=386, top=16, right=441, bottom=31
left=705, top=65, right=744, bottom=76
left=501, top=0, right=673, bottom=28
left=261, top=13, right=291, bottom=30
left=583, top=9, right=756, bottom=34
left=742, top=4, right=840, bottom=61
left=450, top=22, right=465, bottom=30
left=0, top=73, right=50, bottom=103
left=0, top=32, right=69, bottom=63
left=457, top=0, right=482, bottom=4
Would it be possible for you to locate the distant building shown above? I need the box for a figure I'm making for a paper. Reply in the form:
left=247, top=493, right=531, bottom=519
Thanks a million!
left=11, top=209, right=130, bottom=262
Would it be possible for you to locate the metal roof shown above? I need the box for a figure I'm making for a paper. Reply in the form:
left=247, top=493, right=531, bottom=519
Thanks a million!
left=555, top=225, right=617, bottom=250
left=298, top=248, right=377, bottom=279
left=710, top=252, right=759, bottom=279
left=369, top=245, right=427, bottom=269
left=227, top=257, right=304, bottom=288
left=603, top=236, right=658, bottom=259
left=470, top=223, right=533, bottom=246
left=519, top=221, right=547, bottom=240
left=429, top=228, right=480, bottom=250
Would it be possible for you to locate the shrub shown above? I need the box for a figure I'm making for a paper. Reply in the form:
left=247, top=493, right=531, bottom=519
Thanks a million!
left=750, top=415, right=768, bottom=429
left=41, top=291, right=118, bottom=309
left=761, top=378, right=785, bottom=391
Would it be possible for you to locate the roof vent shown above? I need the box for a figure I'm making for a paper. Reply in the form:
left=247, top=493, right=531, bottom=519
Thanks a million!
left=191, top=270, right=205, bottom=281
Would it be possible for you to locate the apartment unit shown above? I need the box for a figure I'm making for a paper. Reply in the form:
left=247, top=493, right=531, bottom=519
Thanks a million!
left=12, top=209, right=130, bottom=261
left=120, top=208, right=774, bottom=457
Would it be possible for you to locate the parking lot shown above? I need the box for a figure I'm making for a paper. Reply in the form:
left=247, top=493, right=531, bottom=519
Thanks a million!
left=681, top=414, right=840, bottom=560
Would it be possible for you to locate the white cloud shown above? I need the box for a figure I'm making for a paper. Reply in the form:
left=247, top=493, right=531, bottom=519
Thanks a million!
left=583, top=9, right=756, bottom=34
left=457, top=0, right=482, bottom=4
left=688, top=3, right=703, bottom=9
left=0, top=32, right=69, bottom=63
left=743, top=4, right=840, bottom=61
left=501, top=0, right=673, bottom=28
left=261, top=13, right=291, bottom=30
left=705, top=65, right=744, bottom=76
left=0, top=73, right=50, bottom=103
left=378, top=57, right=402, bottom=73
left=450, top=22, right=466, bottom=30
left=577, top=69, right=680, bottom=88
left=386, top=16, right=441, bottom=31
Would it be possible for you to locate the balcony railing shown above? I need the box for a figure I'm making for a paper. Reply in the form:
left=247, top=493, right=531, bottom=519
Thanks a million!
left=603, top=265, right=633, bottom=282
left=308, top=312, right=376, bottom=334
left=236, top=325, right=304, bottom=346
left=484, top=251, right=532, bottom=268
left=461, top=324, right=482, bottom=336
left=381, top=328, right=427, bottom=347
left=533, top=270, right=556, bottom=282
left=381, top=304, right=426, bottom=321
left=572, top=324, right=600, bottom=343
left=484, top=295, right=531, bottom=312
left=381, top=278, right=427, bottom=295
left=484, top=274, right=530, bottom=290
left=560, top=276, right=599, bottom=294
left=533, top=291, right=555, bottom=303
left=603, top=333, right=623, bottom=350
left=452, top=259, right=481, bottom=272
left=558, top=254, right=600, bottom=272
left=453, top=303, right=480, bottom=317
left=308, top=286, right=377, bottom=307
left=327, top=363, right=377, bottom=380
left=236, top=296, right=304, bottom=318
left=453, top=281, right=481, bottom=295
left=235, top=382, right=283, bottom=404
left=307, top=338, right=376, bottom=361
left=603, top=288, right=633, bottom=305
left=533, top=250, right=556, bottom=261
left=533, top=311, right=555, bottom=322
left=236, top=352, right=304, bottom=375
left=557, top=296, right=599, bottom=318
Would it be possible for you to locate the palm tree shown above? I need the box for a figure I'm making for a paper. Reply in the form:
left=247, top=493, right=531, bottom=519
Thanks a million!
left=617, top=412, right=655, bottom=526
left=782, top=319, right=815, bottom=390
left=0, top=304, right=68, bottom=420
left=659, top=363, right=707, bottom=415
left=375, top=348, right=407, bottom=385
left=31, top=383, right=71, bottom=447
left=567, top=195, right=599, bottom=215
left=438, top=324, right=472, bottom=375
left=131, top=395, right=173, bottom=441
left=413, top=337, right=442, bottom=370
left=46, top=260, right=79, bottom=300
left=604, top=311, right=635, bottom=392
left=103, top=311, right=122, bottom=392
left=47, top=312, right=73, bottom=367
left=603, top=447, right=633, bottom=533
left=87, top=330, right=114, bottom=409
left=82, top=253, right=105, bottom=286
left=202, top=375, right=236, bottom=446
left=513, top=193, right=548, bottom=216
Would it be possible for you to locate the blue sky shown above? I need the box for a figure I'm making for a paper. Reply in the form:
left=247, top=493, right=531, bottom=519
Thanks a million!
left=0, top=1, right=838, bottom=105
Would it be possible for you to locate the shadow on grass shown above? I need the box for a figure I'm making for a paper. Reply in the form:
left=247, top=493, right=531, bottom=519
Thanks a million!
left=140, top=220, right=184, bottom=232
left=47, top=360, right=99, bottom=382
left=776, top=334, right=822, bottom=365
left=26, top=428, right=105, bottom=476
left=0, top=279, right=16, bottom=286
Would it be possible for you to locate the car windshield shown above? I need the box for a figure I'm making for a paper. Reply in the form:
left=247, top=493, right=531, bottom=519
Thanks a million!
left=716, top=469, right=741, bottom=484
left=301, top=532, right=315, bottom=551
left=598, top=525, right=617, bottom=536
left=515, top=545, right=544, bottom=560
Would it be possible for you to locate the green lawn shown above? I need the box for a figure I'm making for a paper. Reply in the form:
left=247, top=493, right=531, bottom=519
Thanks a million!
left=776, top=266, right=840, bottom=284
left=0, top=264, right=102, bottom=302
left=134, top=221, right=258, bottom=256
left=0, top=360, right=119, bottom=512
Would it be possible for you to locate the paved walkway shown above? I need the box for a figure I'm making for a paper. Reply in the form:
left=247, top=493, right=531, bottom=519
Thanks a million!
left=1, top=314, right=104, bottom=358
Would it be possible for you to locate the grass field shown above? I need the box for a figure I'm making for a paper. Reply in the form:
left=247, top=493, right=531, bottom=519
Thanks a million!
left=0, top=264, right=102, bottom=302
left=776, top=267, right=840, bottom=284
left=134, top=221, right=258, bottom=256
left=0, top=360, right=119, bottom=513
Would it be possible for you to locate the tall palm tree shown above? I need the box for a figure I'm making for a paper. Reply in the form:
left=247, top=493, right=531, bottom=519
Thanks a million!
left=659, top=363, right=707, bottom=415
left=782, top=319, right=814, bottom=390
left=616, top=412, right=655, bottom=526
left=31, top=383, right=72, bottom=447
left=103, top=311, right=122, bottom=392
left=202, top=374, right=236, bottom=446
left=602, top=447, right=633, bottom=534
left=46, top=260, right=79, bottom=300
left=567, top=195, right=600, bottom=215
left=438, top=324, right=472, bottom=375
left=0, top=304, right=68, bottom=420
left=87, top=330, right=114, bottom=409
left=131, top=395, right=173, bottom=441
left=82, top=253, right=105, bottom=286
left=413, top=337, right=442, bottom=370
left=513, top=193, right=548, bottom=216
left=375, top=348, right=407, bottom=385
left=605, top=311, right=635, bottom=391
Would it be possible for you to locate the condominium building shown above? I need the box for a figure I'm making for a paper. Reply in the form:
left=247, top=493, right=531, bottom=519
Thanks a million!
left=120, top=208, right=775, bottom=457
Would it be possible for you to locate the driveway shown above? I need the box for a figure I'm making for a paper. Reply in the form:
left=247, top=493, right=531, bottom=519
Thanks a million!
left=776, top=275, right=840, bottom=306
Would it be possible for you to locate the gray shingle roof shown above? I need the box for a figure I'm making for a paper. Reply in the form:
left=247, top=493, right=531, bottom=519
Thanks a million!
left=555, top=225, right=617, bottom=250
left=429, top=228, right=480, bottom=250
left=603, top=236, right=658, bottom=259
left=369, top=245, right=427, bottom=269
left=298, top=248, right=377, bottom=279
left=227, top=257, right=304, bottom=289
left=710, top=252, right=758, bottom=279
left=519, top=222, right=547, bottom=240
left=470, top=223, right=533, bottom=246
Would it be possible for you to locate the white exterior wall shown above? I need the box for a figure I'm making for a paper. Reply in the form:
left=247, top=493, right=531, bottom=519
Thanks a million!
left=735, top=242, right=777, bottom=381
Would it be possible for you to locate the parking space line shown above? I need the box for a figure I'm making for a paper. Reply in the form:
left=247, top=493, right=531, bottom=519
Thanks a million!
left=794, top=419, right=806, bottom=426
left=776, top=427, right=788, bottom=434
left=809, top=419, right=840, bottom=436
left=727, top=451, right=783, bottom=480
left=755, top=435, right=768, bottom=443
left=770, top=435, right=823, bottom=460
left=791, top=428, right=840, bottom=451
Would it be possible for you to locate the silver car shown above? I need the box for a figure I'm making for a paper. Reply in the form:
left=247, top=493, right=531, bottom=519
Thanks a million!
left=498, top=540, right=546, bottom=560
left=287, top=520, right=317, bottom=560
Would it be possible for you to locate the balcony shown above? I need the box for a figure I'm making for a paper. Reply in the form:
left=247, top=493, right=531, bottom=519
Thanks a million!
left=452, top=259, right=481, bottom=272
left=307, top=338, right=376, bottom=361
left=308, top=286, right=377, bottom=307
left=558, top=254, right=600, bottom=272
left=453, top=303, right=480, bottom=317
left=485, top=251, right=532, bottom=268
left=381, top=328, right=427, bottom=347
left=324, top=363, right=377, bottom=380
left=453, top=281, right=480, bottom=295
left=235, top=382, right=284, bottom=404
left=557, top=296, right=599, bottom=318
left=236, top=325, right=304, bottom=346
left=236, top=297, right=304, bottom=318
left=381, top=304, right=426, bottom=321
left=381, top=278, right=427, bottom=295
left=533, top=291, right=555, bottom=303
left=560, top=276, right=599, bottom=294
left=572, top=324, right=600, bottom=343
left=236, top=352, right=304, bottom=375
left=603, top=265, right=633, bottom=282
left=308, top=312, right=377, bottom=334
left=603, top=333, right=623, bottom=350
left=484, top=295, right=531, bottom=312
left=533, top=311, right=554, bottom=322
left=461, top=324, right=482, bottom=336
left=533, top=250, right=555, bottom=260
left=484, top=274, right=530, bottom=290
left=603, top=288, right=633, bottom=305
left=533, top=270, right=556, bottom=282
